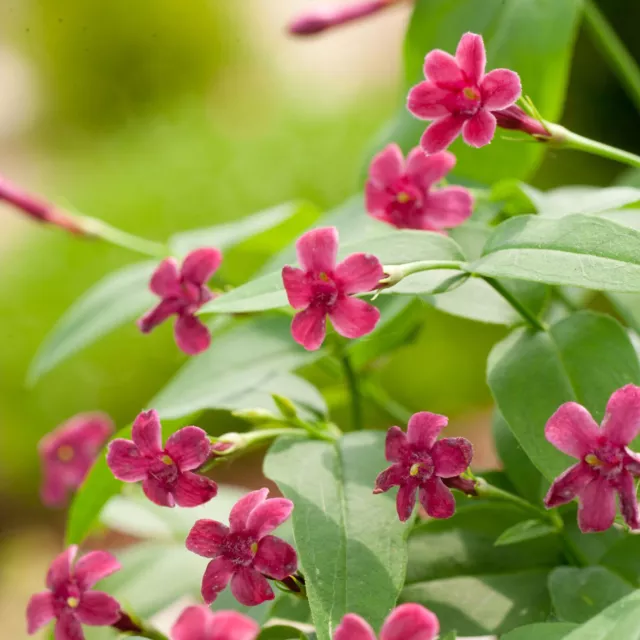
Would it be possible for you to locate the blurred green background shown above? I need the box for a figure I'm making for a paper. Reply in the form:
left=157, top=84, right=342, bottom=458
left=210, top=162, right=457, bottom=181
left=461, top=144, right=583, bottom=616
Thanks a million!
left=1, top=0, right=639, bottom=635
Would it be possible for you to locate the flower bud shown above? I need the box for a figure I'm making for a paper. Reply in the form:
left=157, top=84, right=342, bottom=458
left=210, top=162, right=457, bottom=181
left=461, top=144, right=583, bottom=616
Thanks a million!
left=232, top=408, right=278, bottom=426
left=494, top=105, right=551, bottom=138
left=272, top=394, right=299, bottom=419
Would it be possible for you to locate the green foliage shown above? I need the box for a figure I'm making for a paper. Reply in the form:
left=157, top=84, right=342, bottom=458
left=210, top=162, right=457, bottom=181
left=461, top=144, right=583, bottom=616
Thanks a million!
left=495, top=519, right=557, bottom=547
left=502, top=623, right=579, bottom=640
left=562, top=591, right=640, bottom=639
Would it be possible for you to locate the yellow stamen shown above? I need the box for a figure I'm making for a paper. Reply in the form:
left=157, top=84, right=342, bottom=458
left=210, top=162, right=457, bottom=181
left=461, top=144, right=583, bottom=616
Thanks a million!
left=319, top=272, right=330, bottom=282
left=585, top=453, right=602, bottom=467
left=161, top=454, right=173, bottom=465
left=57, top=445, right=75, bottom=463
left=396, top=192, right=411, bottom=204
left=409, top=463, right=421, bottom=477
left=463, top=87, right=479, bottom=100
left=250, top=542, right=259, bottom=554
left=67, top=597, right=79, bottom=609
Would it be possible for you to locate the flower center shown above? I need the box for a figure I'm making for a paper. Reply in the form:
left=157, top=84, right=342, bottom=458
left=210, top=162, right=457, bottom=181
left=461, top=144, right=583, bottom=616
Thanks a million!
left=161, top=454, right=174, bottom=466
left=310, top=275, right=339, bottom=308
left=463, top=87, right=480, bottom=101
left=66, top=597, right=80, bottom=609
left=222, top=534, right=257, bottom=566
left=409, top=463, right=421, bottom=477
left=585, top=443, right=625, bottom=478
left=396, top=191, right=412, bottom=204
left=57, top=445, right=75, bottom=463
left=251, top=542, right=259, bottom=554
left=585, top=453, right=602, bottom=468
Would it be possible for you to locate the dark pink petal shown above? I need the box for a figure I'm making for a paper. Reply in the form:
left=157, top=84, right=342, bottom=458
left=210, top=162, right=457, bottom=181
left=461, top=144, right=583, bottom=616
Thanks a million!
left=335, top=253, right=384, bottom=295
left=406, top=149, right=455, bottom=191
left=368, top=144, right=404, bottom=186
left=407, top=412, right=448, bottom=451
left=106, top=439, right=151, bottom=482
left=545, top=403, right=600, bottom=459
left=432, top=437, right=473, bottom=478
left=165, top=426, right=211, bottom=471
left=253, top=535, right=298, bottom=580
left=209, top=611, right=261, bottom=640
left=295, top=227, right=339, bottom=274
left=186, top=519, right=230, bottom=558
left=455, top=32, right=486, bottom=85
left=419, top=477, right=456, bottom=519
left=422, top=186, right=473, bottom=229
left=374, top=464, right=406, bottom=494
left=328, top=297, right=380, bottom=339
left=578, top=476, right=617, bottom=533
left=365, top=179, right=394, bottom=218
left=142, top=475, right=175, bottom=508
left=616, top=470, right=640, bottom=530
left=625, top=449, right=640, bottom=475
left=230, top=567, right=274, bottom=607
left=229, top=488, right=269, bottom=533
left=62, top=413, right=113, bottom=449
left=174, top=472, right=218, bottom=507
left=380, top=603, right=440, bottom=640
left=174, top=314, right=211, bottom=355
left=40, top=474, right=68, bottom=508
left=138, top=298, right=182, bottom=333
left=407, top=82, right=450, bottom=119
left=462, top=110, right=497, bottom=147
left=396, top=478, right=419, bottom=521
left=602, top=384, right=640, bottom=446
left=47, top=545, right=77, bottom=592
left=74, top=551, right=121, bottom=590
left=26, top=592, right=55, bottom=634
left=420, top=115, right=465, bottom=154
left=201, top=557, right=236, bottom=604
left=480, top=69, right=522, bottom=111
left=150, top=258, right=181, bottom=297
left=282, top=266, right=312, bottom=309
left=171, top=606, right=212, bottom=640
left=181, top=247, right=222, bottom=286
left=424, top=50, right=465, bottom=89
left=291, top=306, right=327, bottom=351
left=247, top=498, right=294, bottom=538
left=334, top=614, right=377, bottom=640
left=385, top=425, right=409, bottom=462
left=75, top=591, right=121, bottom=626
left=544, top=462, right=597, bottom=508
left=55, top=611, right=83, bottom=640
left=131, top=409, right=163, bottom=456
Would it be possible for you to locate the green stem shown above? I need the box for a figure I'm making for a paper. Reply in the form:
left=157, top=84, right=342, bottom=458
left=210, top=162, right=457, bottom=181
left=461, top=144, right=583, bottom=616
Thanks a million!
left=361, top=379, right=413, bottom=423
left=382, top=260, right=463, bottom=288
left=481, top=277, right=548, bottom=332
left=583, top=0, right=640, bottom=114
left=341, top=353, right=363, bottom=430
left=81, top=217, right=168, bottom=258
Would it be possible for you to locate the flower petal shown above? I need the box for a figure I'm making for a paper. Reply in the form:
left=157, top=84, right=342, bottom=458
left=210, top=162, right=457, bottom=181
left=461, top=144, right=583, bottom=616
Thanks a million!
left=47, top=546, right=77, bottom=592
left=26, top=592, right=55, bottom=634
left=174, top=314, right=211, bottom=355
left=165, top=426, right=211, bottom=471
left=462, top=110, right=497, bottom=147
left=186, top=519, right=230, bottom=558
left=230, top=567, right=274, bottom=607
left=455, top=32, right=486, bottom=85
left=420, top=115, right=465, bottom=154
left=229, top=488, right=269, bottom=533
left=328, top=297, right=380, bottom=340
left=407, top=412, right=448, bottom=451
left=385, top=425, right=409, bottom=462
left=75, top=591, right=121, bottom=626
left=334, top=614, right=377, bottom=640
left=55, top=611, right=83, bottom=640
left=432, top=437, right=473, bottom=478
left=481, top=68, right=522, bottom=111
left=181, top=247, right=222, bottom=286
left=61, top=413, right=114, bottom=449
left=209, top=611, right=261, bottom=640
left=142, top=475, right=175, bottom=507
left=138, top=298, right=182, bottom=333
left=396, top=478, right=419, bottom=522
left=174, top=472, right=218, bottom=507
left=407, top=82, right=450, bottom=119
left=374, top=464, right=407, bottom=494
left=544, top=462, right=597, bottom=508
left=295, top=227, right=338, bottom=274
left=40, top=474, right=68, bottom=508
left=201, top=557, right=235, bottom=605
left=424, top=50, right=465, bottom=89
left=365, top=179, right=393, bottom=218
left=282, top=266, right=312, bottom=309
left=74, top=551, right=121, bottom=591
left=381, top=603, right=440, bottom=640
left=602, top=384, right=640, bottom=446
left=149, top=258, right=181, bottom=297
left=406, top=149, right=455, bottom=191
left=368, top=144, right=404, bottom=186
left=106, top=439, right=151, bottom=482
left=545, top=402, right=600, bottom=459
left=422, top=186, right=473, bottom=230
left=616, top=470, right=640, bottom=530
left=253, top=535, right=298, bottom=580
left=578, top=475, right=617, bottom=533
left=247, top=498, right=294, bottom=539
left=131, top=409, right=163, bottom=456
left=291, top=306, right=327, bottom=351
left=171, top=606, right=212, bottom=640
left=419, top=477, right=456, bottom=519
left=625, top=449, right=640, bottom=475
left=335, top=253, right=384, bottom=295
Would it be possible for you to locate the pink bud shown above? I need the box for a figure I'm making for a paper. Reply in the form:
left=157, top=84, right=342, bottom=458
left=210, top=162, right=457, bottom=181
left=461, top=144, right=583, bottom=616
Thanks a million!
left=494, top=105, right=551, bottom=138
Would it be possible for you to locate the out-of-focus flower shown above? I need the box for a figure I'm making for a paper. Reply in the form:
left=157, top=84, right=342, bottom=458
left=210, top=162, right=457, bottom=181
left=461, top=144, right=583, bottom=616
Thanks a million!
left=171, top=605, right=259, bottom=640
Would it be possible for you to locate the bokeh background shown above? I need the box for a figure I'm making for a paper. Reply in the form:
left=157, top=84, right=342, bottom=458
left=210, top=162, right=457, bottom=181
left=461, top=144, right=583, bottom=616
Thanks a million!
left=1, top=0, right=639, bottom=636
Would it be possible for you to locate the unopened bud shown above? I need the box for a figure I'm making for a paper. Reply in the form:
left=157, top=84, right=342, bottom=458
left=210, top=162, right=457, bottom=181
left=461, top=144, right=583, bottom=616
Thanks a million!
left=232, top=408, right=277, bottom=426
left=494, top=105, right=551, bottom=139
left=272, top=394, right=298, bottom=419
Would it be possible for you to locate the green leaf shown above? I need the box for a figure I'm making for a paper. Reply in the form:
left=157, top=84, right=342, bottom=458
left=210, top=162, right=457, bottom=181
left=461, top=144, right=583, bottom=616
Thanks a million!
left=502, top=623, right=579, bottom=640
left=563, top=591, right=640, bottom=639
left=495, top=519, right=557, bottom=547
left=28, top=261, right=156, bottom=383
left=263, top=432, right=410, bottom=640
left=600, top=536, right=640, bottom=586
left=548, top=566, right=634, bottom=624
left=472, top=214, right=640, bottom=292
left=487, top=311, right=640, bottom=481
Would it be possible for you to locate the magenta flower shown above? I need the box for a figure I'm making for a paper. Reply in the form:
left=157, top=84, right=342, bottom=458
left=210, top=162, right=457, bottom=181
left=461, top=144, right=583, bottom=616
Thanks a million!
left=544, top=384, right=640, bottom=533
left=107, top=409, right=217, bottom=508
left=171, top=605, right=259, bottom=640
left=365, top=144, right=473, bottom=231
left=186, top=488, right=298, bottom=606
left=138, top=247, right=222, bottom=355
left=334, top=603, right=439, bottom=640
left=374, top=411, right=473, bottom=521
left=407, top=32, right=522, bottom=154
left=38, top=413, right=113, bottom=507
left=282, top=227, right=383, bottom=351
left=26, top=545, right=121, bottom=639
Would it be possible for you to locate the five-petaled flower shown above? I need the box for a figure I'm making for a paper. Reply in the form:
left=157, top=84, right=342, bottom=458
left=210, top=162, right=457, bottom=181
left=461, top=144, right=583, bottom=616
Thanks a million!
left=186, top=488, right=298, bottom=606
left=365, top=144, right=473, bottom=231
left=138, top=247, right=221, bottom=355
left=107, top=409, right=217, bottom=508
left=334, top=603, right=439, bottom=640
left=38, top=412, right=113, bottom=507
left=282, top=227, right=384, bottom=351
left=407, top=32, right=522, bottom=154
left=26, top=545, right=121, bottom=639
left=374, top=411, right=473, bottom=521
left=544, top=384, right=640, bottom=533
left=171, top=605, right=259, bottom=640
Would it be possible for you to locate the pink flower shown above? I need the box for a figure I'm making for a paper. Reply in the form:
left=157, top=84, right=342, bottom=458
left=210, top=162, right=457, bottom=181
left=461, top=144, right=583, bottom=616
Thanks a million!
left=494, top=105, right=550, bottom=138
left=106, top=409, right=217, bottom=508
left=407, top=32, right=522, bottom=153
left=544, top=384, right=640, bottom=533
left=26, top=545, right=121, bottom=639
left=374, top=412, right=473, bottom=521
left=334, top=603, right=439, bottom=640
left=171, top=605, right=259, bottom=640
left=38, top=413, right=113, bottom=507
left=186, top=488, right=298, bottom=606
left=282, top=227, right=383, bottom=351
left=365, top=144, right=473, bottom=231
left=138, top=247, right=222, bottom=355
